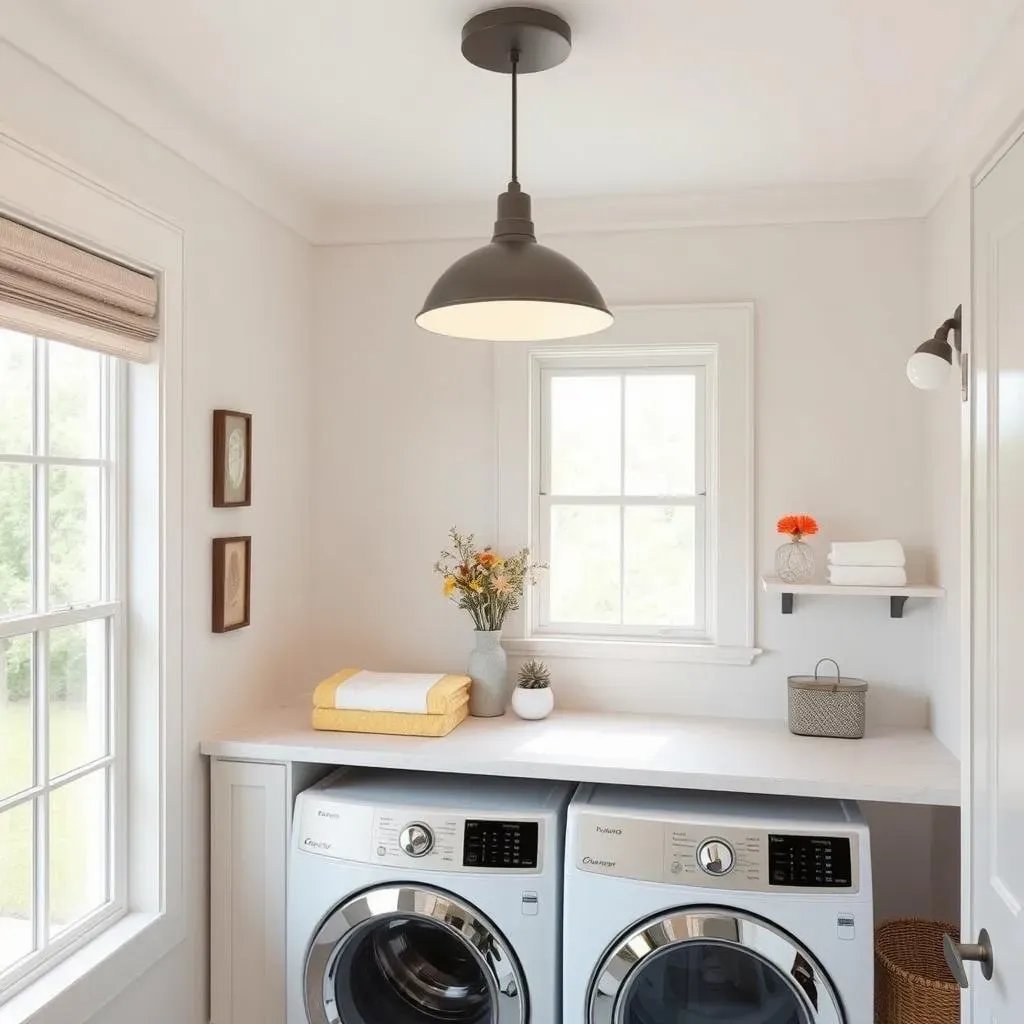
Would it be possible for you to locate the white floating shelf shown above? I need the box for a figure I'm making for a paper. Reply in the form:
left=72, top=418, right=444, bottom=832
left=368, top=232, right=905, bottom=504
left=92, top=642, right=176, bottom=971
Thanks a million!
left=761, top=577, right=945, bottom=618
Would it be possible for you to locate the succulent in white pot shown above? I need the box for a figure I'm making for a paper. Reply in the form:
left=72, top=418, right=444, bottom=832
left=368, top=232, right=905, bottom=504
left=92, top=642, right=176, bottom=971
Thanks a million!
left=511, top=660, right=554, bottom=720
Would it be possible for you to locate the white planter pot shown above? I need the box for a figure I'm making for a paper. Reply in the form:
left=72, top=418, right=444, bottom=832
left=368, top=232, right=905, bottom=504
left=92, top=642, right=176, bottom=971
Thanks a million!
left=511, top=686, right=554, bottom=721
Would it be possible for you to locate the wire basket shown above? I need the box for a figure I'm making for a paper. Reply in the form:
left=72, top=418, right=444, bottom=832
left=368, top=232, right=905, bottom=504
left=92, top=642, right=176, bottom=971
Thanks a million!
left=875, top=918, right=960, bottom=1024
left=787, top=658, right=867, bottom=738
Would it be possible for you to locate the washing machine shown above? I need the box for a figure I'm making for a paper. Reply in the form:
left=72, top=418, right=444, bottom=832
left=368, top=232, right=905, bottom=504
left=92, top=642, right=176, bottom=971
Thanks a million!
left=563, top=785, right=873, bottom=1024
left=288, top=768, right=573, bottom=1024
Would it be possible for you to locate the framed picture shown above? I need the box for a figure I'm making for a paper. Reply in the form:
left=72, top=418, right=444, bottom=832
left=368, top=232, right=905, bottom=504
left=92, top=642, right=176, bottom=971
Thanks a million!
left=213, top=409, right=252, bottom=507
left=212, top=536, right=251, bottom=632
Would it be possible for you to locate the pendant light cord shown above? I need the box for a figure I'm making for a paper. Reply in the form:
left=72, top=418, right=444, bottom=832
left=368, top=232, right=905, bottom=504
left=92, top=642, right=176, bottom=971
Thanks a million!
left=510, top=47, right=520, bottom=184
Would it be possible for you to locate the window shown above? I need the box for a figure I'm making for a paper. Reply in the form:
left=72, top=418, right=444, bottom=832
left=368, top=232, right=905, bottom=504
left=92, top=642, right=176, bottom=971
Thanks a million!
left=537, top=360, right=708, bottom=638
left=0, top=328, right=126, bottom=992
left=496, top=304, right=757, bottom=664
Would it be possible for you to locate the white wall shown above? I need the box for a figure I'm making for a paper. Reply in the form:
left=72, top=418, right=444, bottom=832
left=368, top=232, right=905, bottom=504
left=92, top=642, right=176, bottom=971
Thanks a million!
left=0, top=41, right=313, bottom=1024
left=311, top=218, right=943, bottom=725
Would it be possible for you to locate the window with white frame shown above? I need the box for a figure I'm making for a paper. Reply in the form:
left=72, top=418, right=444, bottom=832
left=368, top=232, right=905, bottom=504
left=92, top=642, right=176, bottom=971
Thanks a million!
left=536, top=357, right=710, bottom=638
left=0, top=328, right=125, bottom=991
left=496, top=304, right=757, bottom=664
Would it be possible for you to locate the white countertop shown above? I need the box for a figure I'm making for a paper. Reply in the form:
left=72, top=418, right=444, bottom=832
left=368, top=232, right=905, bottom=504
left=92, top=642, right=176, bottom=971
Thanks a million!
left=200, top=705, right=960, bottom=806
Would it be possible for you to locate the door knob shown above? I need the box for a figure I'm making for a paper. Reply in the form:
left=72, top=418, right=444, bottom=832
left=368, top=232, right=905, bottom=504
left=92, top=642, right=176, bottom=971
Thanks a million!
left=943, top=928, right=993, bottom=988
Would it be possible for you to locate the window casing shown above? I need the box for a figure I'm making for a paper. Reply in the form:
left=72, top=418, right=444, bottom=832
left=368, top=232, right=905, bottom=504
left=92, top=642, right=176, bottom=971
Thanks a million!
left=0, top=330, right=127, bottom=997
left=534, top=355, right=713, bottom=641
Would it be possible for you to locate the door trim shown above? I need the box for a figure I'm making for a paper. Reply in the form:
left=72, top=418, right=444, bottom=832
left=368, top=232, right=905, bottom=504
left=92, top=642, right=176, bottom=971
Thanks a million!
left=587, top=906, right=845, bottom=1024
left=304, top=883, right=527, bottom=1024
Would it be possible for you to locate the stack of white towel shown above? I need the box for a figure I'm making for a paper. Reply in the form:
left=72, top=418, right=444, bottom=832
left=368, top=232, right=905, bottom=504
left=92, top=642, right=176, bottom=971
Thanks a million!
left=827, top=540, right=907, bottom=586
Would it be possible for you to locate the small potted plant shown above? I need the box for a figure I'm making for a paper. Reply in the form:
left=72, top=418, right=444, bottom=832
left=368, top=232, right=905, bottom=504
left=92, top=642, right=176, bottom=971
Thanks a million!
left=511, top=660, right=554, bottom=721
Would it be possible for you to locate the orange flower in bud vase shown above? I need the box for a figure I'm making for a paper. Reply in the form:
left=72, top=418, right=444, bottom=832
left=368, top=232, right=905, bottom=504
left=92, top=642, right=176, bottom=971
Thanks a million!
left=776, top=514, right=819, bottom=541
left=775, top=514, right=819, bottom=583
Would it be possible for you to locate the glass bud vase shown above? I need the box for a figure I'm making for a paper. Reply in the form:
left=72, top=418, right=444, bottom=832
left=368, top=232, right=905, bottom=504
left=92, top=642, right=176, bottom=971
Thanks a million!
left=775, top=538, right=814, bottom=583
left=467, top=630, right=510, bottom=717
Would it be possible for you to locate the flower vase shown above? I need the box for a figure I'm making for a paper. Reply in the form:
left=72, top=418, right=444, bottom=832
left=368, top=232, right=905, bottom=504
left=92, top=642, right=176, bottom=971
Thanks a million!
left=775, top=538, right=815, bottom=583
left=467, top=630, right=510, bottom=717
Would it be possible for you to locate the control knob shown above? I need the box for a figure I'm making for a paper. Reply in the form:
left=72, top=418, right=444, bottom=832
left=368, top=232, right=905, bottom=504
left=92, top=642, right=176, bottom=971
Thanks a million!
left=399, top=823, right=434, bottom=858
left=696, top=838, right=735, bottom=876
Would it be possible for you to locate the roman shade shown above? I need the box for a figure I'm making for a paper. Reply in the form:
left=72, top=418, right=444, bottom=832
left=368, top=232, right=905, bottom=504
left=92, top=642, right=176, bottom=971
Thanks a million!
left=0, top=215, right=159, bottom=360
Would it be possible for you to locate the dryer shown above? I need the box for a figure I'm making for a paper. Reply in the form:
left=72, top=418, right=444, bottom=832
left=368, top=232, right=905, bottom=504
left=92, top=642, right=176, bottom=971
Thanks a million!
left=288, top=768, right=573, bottom=1024
left=563, top=785, right=873, bottom=1024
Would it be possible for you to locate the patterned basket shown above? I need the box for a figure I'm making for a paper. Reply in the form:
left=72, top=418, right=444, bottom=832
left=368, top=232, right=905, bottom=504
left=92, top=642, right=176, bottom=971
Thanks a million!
left=787, top=658, right=867, bottom=738
left=875, top=918, right=960, bottom=1024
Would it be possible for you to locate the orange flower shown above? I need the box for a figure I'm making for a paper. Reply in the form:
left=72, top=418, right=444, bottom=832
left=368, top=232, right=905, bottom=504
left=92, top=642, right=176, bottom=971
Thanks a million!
left=777, top=514, right=819, bottom=539
left=476, top=550, right=500, bottom=568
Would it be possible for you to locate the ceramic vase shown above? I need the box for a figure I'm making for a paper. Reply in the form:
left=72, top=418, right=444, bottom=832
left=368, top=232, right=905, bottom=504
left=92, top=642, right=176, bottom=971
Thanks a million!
left=467, top=630, right=510, bottom=717
left=775, top=538, right=815, bottom=583
left=511, top=686, right=554, bottom=721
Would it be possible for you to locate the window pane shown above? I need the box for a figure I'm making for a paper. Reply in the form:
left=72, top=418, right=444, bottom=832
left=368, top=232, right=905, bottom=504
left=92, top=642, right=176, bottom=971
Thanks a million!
left=624, top=374, right=697, bottom=496
left=549, top=505, right=620, bottom=623
left=48, top=465, right=103, bottom=608
left=0, top=801, right=34, bottom=971
left=49, top=621, right=107, bottom=778
left=549, top=376, right=621, bottom=495
left=50, top=769, right=108, bottom=937
left=624, top=506, right=696, bottom=627
left=0, top=329, right=33, bottom=456
left=0, top=463, right=33, bottom=616
left=0, top=635, right=33, bottom=801
left=48, top=341, right=102, bottom=460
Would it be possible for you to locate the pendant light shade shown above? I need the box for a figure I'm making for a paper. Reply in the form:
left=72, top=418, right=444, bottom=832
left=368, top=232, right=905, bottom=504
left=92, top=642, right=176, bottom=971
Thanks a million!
left=416, top=185, right=612, bottom=341
left=416, top=7, right=612, bottom=342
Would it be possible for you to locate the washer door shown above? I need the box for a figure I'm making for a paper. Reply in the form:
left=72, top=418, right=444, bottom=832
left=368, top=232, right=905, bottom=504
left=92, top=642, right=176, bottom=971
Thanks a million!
left=588, top=908, right=845, bottom=1024
left=304, top=884, right=527, bottom=1024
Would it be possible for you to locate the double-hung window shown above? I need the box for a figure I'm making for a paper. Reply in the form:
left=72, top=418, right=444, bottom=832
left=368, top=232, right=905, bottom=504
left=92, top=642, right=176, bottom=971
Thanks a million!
left=496, top=304, right=757, bottom=664
left=0, top=328, right=125, bottom=991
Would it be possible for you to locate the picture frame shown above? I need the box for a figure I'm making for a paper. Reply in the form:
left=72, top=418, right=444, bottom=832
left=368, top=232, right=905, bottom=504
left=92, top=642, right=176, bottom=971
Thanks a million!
left=212, top=536, right=251, bottom=632
left=212, top=409, right=252, bottom=507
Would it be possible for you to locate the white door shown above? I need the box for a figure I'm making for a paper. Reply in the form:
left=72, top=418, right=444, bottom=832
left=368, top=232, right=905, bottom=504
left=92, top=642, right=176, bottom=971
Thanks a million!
left=965, top=129, right=1024, bottom=1022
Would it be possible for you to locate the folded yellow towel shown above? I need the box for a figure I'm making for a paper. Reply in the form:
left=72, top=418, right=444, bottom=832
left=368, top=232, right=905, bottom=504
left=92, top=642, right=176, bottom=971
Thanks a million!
left=312, top=669, right=470, bottom=714
left=311, top=696, right=469, bottom=738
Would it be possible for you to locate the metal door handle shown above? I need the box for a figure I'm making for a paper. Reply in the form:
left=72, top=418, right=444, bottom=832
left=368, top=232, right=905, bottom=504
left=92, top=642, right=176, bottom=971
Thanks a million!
left=943, top=928, right=993, bottom=988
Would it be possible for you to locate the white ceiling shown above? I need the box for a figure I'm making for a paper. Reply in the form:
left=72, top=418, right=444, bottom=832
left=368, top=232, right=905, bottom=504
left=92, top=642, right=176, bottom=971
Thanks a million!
left=14, top=0, right=1024, bottom=227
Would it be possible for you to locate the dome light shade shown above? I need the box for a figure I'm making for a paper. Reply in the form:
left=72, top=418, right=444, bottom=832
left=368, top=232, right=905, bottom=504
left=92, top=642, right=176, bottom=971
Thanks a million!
left=416, top=187, right=612, bottom=341
left=906, top=345, right=952, bottom=390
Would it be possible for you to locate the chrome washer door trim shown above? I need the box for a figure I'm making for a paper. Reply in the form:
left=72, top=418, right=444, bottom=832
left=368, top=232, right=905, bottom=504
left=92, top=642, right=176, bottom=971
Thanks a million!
left=304, top=883, right=527, bottom=1024
left=588, top=906, right=845, bottom=1024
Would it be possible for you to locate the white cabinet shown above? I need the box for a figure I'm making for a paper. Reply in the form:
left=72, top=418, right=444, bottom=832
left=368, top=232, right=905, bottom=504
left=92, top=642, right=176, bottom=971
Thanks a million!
left=210, top=758, right=288, bottom=1024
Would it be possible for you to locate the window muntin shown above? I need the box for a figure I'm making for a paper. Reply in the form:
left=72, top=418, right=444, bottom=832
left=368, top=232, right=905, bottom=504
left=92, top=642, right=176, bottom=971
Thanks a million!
left=0, top=327, right=125, bottom=995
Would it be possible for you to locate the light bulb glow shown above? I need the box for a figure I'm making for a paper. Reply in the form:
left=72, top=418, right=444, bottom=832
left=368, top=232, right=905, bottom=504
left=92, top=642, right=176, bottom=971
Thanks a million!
left=907, top=350, right=952, bottom=390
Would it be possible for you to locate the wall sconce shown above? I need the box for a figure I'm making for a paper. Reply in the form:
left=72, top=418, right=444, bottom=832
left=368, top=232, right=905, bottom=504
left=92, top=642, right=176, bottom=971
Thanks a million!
left=906, top=305, right=962, bottom=391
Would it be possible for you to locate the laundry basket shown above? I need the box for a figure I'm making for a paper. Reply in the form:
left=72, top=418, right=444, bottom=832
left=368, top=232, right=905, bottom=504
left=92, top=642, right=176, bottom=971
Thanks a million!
left=875, top=918, right=960, bottom=1024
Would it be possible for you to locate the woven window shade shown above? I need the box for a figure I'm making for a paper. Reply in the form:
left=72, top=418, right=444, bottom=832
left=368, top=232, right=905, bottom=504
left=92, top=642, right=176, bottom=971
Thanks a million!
left=0, top=216, right=158, bottom=354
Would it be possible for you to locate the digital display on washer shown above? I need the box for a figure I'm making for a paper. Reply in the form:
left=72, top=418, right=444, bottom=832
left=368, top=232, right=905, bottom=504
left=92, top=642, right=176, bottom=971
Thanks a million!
left=769, top=834, right=853, bottom=887
left=463, top=820, right=538, bottom=868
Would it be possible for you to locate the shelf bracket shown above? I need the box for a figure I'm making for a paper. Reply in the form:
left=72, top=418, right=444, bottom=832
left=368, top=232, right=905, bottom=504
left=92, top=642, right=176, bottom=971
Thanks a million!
left=781, top=592, right=794, bottom=615
left=890, top=596, right=908, bottom=619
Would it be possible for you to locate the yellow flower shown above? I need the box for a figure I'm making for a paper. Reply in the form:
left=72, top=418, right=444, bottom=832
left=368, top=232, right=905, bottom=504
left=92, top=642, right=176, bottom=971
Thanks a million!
left=491, top=573, right=512, bottom=596
left=442, top=576, right=457, bottom=597
left=469, top=580, right=484, bottom=593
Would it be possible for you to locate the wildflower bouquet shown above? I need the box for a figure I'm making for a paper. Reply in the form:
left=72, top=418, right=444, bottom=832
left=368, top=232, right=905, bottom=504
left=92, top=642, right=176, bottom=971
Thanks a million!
left=434, top=528, right=545, bottom=632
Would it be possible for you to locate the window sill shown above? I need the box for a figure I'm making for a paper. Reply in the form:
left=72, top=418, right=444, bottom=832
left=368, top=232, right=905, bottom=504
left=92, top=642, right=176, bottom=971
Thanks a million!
left=502, top=637, right=763, bottom=665
left=0, top=911, right=184, bottom=1024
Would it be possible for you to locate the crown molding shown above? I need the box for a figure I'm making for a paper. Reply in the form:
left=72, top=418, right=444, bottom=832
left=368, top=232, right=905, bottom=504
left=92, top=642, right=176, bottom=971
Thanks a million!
left=0, top=4, right=318, bottom=239
left=312, top=179, right=931, bottom=246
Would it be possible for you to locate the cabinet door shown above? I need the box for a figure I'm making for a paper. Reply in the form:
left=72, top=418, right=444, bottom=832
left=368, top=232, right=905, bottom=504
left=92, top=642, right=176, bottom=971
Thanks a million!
left=210, top=758, right=288, bottom=1024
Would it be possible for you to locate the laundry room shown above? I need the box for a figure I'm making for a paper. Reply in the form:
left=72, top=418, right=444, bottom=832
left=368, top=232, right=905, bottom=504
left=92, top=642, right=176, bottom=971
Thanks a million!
left=0, top=2, right=1020, bottom=1024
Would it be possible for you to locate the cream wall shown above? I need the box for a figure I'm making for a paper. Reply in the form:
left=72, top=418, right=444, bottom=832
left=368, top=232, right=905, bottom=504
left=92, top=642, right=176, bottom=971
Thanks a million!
left=311, top=218, right=944, bottom=725
left=0, top=40, right=313, bottom=1024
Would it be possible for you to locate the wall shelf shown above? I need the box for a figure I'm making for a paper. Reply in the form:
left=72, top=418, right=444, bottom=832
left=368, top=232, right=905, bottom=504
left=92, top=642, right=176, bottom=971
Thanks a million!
left=761, top=577, right=945, bottom=618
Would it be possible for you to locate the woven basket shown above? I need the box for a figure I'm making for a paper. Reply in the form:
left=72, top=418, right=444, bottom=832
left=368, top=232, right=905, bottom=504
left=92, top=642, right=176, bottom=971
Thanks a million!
left=875, top=918, right=960, bottom=1024
left=788, top=658, right=867, bottom=738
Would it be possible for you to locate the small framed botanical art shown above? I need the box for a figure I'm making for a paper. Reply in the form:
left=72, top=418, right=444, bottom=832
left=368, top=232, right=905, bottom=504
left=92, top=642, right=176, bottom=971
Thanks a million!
left=212, top=409, right=252, bottom=507
left=212, top=536, right=251, bottom=632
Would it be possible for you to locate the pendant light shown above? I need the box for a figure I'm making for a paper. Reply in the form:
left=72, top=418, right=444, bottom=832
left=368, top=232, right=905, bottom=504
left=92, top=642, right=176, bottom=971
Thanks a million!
left=416, top=7, right=613, bottom=342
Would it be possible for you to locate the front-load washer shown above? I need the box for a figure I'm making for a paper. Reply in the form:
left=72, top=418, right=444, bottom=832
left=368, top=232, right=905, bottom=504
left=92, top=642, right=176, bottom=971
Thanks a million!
left=564, top=785, right=873, bottom=1024
left=288, top=768, right=573, bottom=1024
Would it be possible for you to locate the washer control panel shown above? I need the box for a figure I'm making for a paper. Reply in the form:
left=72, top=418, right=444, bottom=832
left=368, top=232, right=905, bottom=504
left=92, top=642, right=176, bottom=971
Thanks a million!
left=463, top=820, right=539, bottom=869
left=575, top=811, right=859, bottom=894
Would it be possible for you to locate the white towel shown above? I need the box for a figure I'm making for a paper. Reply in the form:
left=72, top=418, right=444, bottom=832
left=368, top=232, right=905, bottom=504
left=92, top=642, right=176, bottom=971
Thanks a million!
left=828, top=565, right=907, bottom=587
left=331, top=671, right=445, bottom=713
left=828, top=540, right=906, bottom=567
